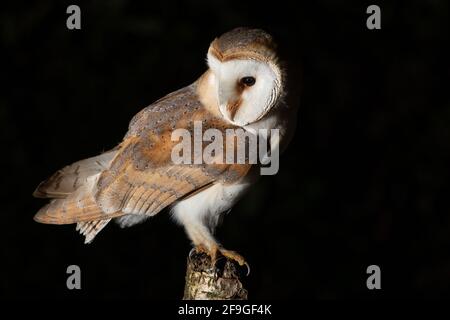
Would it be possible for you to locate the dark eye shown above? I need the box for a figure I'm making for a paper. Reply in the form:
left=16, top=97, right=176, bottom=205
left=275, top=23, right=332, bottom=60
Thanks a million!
left=240, top=76, right=256, bottom=87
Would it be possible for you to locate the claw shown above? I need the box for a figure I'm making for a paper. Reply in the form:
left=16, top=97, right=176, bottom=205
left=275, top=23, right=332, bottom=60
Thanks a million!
left=217, top=248, right=250, bottom=276
left=188, top=247, right=196, bottom=260
left=189, top=244, right=211, bottom=262
left=243, top=261, right=251, bottom=276
left=189, top=245, right=250, bottom=276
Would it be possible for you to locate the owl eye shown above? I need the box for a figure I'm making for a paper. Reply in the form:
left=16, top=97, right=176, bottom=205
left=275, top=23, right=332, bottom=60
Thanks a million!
left=240, top=76, right=256, bottom=87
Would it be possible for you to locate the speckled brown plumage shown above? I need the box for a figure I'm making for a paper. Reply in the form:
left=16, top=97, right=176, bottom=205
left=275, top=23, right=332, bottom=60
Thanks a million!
left=34, top=80, right=252, bottom=226
left=210, top=28, right=277, bottom=62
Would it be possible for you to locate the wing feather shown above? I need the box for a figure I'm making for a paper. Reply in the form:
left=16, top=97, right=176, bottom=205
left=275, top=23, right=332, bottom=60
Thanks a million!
left=34, top=175, right=123, bottom=224
left=93, top=84, right=252, bottom=217
left=76, top=219, right=111, bottom=244
left=33, top=83, right=252, bottom=229
left=34, top=150, right=117, bottom=198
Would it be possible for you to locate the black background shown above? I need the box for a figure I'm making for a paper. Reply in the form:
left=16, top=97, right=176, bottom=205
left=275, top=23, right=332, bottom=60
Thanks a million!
left=1, top=0, right=449, bottom=299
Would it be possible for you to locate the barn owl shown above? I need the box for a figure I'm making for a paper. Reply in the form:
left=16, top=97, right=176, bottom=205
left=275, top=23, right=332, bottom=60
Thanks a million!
left=33, top=28, right=297, bottom=268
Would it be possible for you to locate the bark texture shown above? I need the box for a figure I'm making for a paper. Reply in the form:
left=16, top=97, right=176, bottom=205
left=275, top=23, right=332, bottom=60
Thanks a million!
left=183, top=251, right=248, bottom=300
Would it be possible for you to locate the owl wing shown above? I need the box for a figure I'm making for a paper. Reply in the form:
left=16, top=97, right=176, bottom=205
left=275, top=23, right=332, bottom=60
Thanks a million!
left=33, top=149, right=117, bottom=199
left=34, top=83, right=251, bottom=225
left=94, top=82, right=251, bottom=216
left=94, top=137, right=219, bottom=216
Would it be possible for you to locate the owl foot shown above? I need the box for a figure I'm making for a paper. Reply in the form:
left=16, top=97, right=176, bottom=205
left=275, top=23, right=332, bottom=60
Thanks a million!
left=221, top=248, right=250, bottom=276
left=190, top=244, right=250, bottom=275
left=189, top=244, right=209, bottom=259
left=213, top=246, right=250, bottom=276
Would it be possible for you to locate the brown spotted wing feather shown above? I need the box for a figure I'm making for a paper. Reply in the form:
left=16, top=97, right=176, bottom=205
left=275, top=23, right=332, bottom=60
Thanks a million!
left=34, top=83, right=252, bottom=228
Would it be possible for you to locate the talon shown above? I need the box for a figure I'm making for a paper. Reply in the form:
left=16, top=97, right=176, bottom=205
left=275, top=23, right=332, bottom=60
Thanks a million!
left=193, top=244, right=208, bottom=254
left=190, top=244, right=217, bottom=265
left=218, top=248, right=250, bottom=275
left=191, top=245, right=250, bottom=275
left=188, top=247, right=196, bottom=260
left=244, top=262, right=251, bottom=276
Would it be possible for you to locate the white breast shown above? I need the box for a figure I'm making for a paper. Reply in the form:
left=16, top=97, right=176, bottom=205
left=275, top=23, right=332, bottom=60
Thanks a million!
left=171, top=179, right=252, bottom=231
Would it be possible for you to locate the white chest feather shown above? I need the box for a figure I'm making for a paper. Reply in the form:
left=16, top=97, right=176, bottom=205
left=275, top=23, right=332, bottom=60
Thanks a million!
left=171, top=180, right=251, bottom=231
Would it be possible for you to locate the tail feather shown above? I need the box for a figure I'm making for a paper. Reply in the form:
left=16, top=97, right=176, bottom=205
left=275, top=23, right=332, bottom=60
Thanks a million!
left=33, top=149, right=130, bottom=243
left=115, top=214, right=149, bottom=228
left=76, top=219, right=111, bottom=244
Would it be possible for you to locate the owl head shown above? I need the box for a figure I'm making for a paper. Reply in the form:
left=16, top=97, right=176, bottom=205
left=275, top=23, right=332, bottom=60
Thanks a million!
left=207, top=28, right=284, bottom=126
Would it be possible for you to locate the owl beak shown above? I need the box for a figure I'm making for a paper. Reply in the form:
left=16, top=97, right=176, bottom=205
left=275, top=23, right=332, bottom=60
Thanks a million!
left=217, top=83, right=242, bottom=124
left=226, top=98, right=242, bottom=121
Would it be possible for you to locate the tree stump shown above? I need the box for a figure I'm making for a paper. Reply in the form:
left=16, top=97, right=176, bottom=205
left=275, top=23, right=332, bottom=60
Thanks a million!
left=183, top=251, right=248, bottom=300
